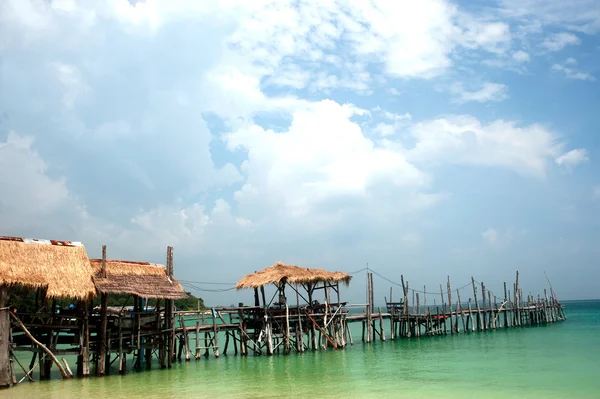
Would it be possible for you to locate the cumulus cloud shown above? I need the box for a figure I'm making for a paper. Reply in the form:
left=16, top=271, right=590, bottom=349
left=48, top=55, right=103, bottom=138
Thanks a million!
left=555, top=149, right=589, bottom=167
left=512, top=50, right=531, bottom=63
left=0, top=0, right=594, bottom=302
left=552, top=63, right=596, bottom=81
left=542, top=32, right=582, bottom=51
left=0, top=132, right=72, bottom=230
left=451, top=82, right=509, bottom=103
left=500, top=0, right=600, bottom=34
left=482, top=228, right=500, bottom=244
left=224, top=100, right=433, bottom=221
left=405, top=116, right=581, bottom=178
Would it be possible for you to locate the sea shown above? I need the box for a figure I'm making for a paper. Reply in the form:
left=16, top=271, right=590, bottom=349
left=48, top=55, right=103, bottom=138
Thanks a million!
left=4, top=300, right=599, bottom=399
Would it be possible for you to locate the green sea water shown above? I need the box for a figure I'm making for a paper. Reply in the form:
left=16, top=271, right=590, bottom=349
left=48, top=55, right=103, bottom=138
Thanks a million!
left=4, top=300, right=599, bottom=399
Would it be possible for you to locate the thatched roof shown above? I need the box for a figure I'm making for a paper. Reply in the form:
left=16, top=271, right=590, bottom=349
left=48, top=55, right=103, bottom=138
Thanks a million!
left=90, top=259, right=188, bottom=299
left=0, top=236, right=96, bottom=300
left=236, top=262, right=352, bottom=289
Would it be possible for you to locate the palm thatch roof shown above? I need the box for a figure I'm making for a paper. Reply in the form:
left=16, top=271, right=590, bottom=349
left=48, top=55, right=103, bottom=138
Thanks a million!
left=0, top=236, right=96, bottom=300
left=236, top=262, right=352, bottom=289
left=90, top=259, right=188, bottom=299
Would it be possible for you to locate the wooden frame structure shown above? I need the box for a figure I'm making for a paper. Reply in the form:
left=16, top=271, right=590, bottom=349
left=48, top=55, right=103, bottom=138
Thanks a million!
left=89, top=245, right=188, bottom=375
left=233, top=262, right=353, bottom=354
left=0, top=236, right=96, bottom=388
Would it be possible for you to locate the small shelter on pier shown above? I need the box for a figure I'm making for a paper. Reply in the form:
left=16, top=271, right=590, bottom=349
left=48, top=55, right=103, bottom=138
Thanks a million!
left=0, top=236, right=96, bottom=388
left=89, top=247, right=188, bottom=374
left=235, top=262, right=352, bottom=355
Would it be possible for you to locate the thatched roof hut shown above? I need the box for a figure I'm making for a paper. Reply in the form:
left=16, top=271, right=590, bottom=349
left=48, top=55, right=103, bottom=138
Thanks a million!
left=0, top=236, right=96, bottom=300
left=236, top=262, right=352, bottom=289
left=90, top=259, right=188, bottom=299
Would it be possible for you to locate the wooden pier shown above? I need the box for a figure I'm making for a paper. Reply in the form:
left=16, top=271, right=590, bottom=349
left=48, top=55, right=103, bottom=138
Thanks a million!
left=0, top=235, right=566, bottom=389
left=352, top=272, right=566, bottom=343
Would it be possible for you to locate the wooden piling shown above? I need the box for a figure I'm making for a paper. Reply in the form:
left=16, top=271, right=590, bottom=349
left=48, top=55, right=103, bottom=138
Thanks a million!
left=471, top=278, right=481, bottom=331
left=0, top=286, right=10, bottom=388
left=447, top=276, right=454, bottom=335
left=97, top=246, right=108, bottom=377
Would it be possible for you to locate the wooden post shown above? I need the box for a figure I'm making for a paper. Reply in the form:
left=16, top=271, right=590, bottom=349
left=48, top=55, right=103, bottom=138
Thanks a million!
left=82, top=303, right=90, bottom=377
left=481, top=282, right=487, bottom=331
left=439, top=285, right=446, bottom=335
left=118, top=314, right=126, bottom=373
left=378, top=307, right=385, bottom=341
left=180, top=315, right=190, bottom=361
left=237, top=306, right=246, bottom=356
left=471, top=277, right=481, bottom=331
left=468, top=298, right=474, bottom=332
left=415, top=294, right=420, bottom=337
left=167, top=246, right=175, bottom=367
left=514, top=271, right=520, bottom=327
left=212, top=309, right=219, bottom=358
left=456, top=289, right=465, bottom=333
left=97, top=245, right=108, bottom=377
left=0, top=286, right=10, bottom=388
left=296, top=284, right=303, bottom=352
left=503, top=282, right=509, bottom=328
left=447, top=276, right=453, bottom=335
left=389, top=288, right=395, bottom=340
left=490, top=292, right=496, bottom=329
left=366, top=273, right=372, bottom=343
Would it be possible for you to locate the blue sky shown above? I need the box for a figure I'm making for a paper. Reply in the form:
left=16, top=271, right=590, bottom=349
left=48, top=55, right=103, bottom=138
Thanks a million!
left=1, top=0, right=599, bottom=304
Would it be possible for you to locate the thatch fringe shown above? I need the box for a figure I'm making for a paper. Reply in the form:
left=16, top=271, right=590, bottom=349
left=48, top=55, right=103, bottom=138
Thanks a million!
left=236, top=262, right=352, bottom=289
left=0, top=238, right=96, bottom=300
left=90, top=260, right=188, bottom=300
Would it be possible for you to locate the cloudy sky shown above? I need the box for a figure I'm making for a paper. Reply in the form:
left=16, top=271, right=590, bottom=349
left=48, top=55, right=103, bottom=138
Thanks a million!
left=1, top=0, right=599, bottom=305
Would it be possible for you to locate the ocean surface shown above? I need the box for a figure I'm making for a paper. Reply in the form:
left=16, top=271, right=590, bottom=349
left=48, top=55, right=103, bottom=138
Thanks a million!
left=4, top=300, right=599, bottom=399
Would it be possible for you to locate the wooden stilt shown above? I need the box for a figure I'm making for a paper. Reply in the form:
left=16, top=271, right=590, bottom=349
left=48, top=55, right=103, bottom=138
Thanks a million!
left=471, top=277, right=481, bottom=331
left=0, top=286, right=10, bottom=388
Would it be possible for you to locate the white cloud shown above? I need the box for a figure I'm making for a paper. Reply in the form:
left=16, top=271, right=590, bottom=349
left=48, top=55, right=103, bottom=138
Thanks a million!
left=565, top=57, right=577, bottom=65
left=552, top=64, right=596, bottom=81
left=481, top=227, right=523, bottom=247
left=401, top=232, right=422, bottom=246
left=224, top=100, right=432, bottom=219
left=555, top=149, right=589, bottom=167
left=512, top=50, right=531, bottom=63
left=500, top=0, right=600, bottom=34
left=406, top=116, right=579, bottom=178
left=372, top=111, right=412, bottom=136
left=0, top=0, right=595, bottom=303
left=451, top=82, right=509, bottom=103
left=541, top=32, right=581, bottom=51
left=0, top=131, right=70, bottom=230
left=482, top=228, right=499, bottom=244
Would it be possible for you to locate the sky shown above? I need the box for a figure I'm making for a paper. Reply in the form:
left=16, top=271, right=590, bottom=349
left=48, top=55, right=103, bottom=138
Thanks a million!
left=1, top=0, right=599, bottom=305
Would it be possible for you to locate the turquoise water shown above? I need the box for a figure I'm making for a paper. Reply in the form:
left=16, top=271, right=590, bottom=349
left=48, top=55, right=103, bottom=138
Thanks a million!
left=4, top=300, right=599, bottom=398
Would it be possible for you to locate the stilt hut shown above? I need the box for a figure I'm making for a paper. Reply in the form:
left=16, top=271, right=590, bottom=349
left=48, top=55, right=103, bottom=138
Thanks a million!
left=89, top=245, right=187, bottom=374
left=0, top=236, right=96, bottom=388
left=235, top=262, right=352, bottom=355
